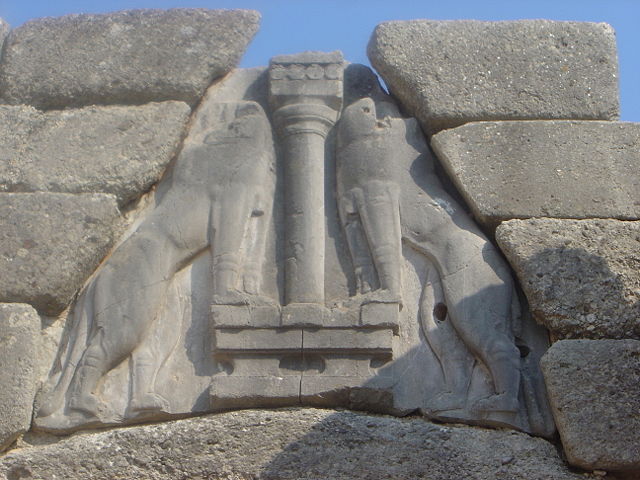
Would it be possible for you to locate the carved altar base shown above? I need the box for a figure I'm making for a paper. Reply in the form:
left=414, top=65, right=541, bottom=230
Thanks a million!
left=209, top=301, right=399, bottom=409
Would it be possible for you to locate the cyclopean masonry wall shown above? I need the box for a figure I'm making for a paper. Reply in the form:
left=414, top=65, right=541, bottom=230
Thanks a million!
left=0, top=9, right=637, bottom=480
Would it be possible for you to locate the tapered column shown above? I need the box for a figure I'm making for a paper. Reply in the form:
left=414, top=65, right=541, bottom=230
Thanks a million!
left=269, top=52, right=343, bottom=306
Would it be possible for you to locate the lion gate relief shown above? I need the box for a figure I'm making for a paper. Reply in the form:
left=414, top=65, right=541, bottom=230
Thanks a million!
left=35, top=52, right=554, bottom=437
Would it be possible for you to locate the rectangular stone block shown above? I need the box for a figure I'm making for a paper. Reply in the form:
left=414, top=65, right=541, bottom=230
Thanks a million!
left=360, top=302, right=399, bottom=329
left=0, top=192, right=121, bottom=315
left=211, top=304, right=281, bottom=328
left=431, top=121, right=640, bottom=230
left=0, top=409, right=585, bottom=479
left=321, top=306, right=360, bottom=328
left=369, top=20, right=619, bottom=134
left=301, top=376, right=372, bottom=395
left=0, top=103, right=190, bottom=207
left=281, top=303, right=325, bottom=327
left=0, top=9, right=260, bottom=109
left=209, top=376, right=301, bottom=409
left=0, top=304, right=40, bottom=451
left=300, top=377, right=395, bottom=412
left=302, top=328, right=393, bottom=352
left=214, top=329, right=302, bottom=352
left=317, top=356, right=376, bottom=377
left=541, top=340, right=640, bottom=472
left=496, top=218, right=640, bottom=340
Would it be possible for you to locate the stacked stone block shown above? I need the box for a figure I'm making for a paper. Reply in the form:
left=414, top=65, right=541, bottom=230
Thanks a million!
left=370, top=19, right=639, bottom=475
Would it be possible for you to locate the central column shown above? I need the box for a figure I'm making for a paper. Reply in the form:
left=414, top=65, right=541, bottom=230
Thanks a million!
left=269, top=52, right=343, bottom=318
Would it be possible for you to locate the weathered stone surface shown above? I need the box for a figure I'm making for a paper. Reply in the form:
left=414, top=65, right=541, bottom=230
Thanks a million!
left=29, top=63, right=552, bottom=437
left=5, top=409, right=581, bottom=479
left=336, top=97, right=527, bottom=431
left=0, top=193, right=121, bottom=316
left=496, top=219, right=640, bottom=340
left=34, top=98, right=278, bottom=432
left=0, top=18, right=9, bottom=51
left=0, top=102, right=190, bottom=206
left=0, top=9, right=260, bottom=109
left=0, top=304, right=40, bottom=452
left=541, top=340, right=640, bottom=472
left=369, top=20, right=619, bottom=134
left=431, top=121, right=640, bottom=230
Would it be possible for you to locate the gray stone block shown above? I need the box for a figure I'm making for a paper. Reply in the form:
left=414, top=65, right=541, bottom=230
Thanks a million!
left=303, top=328, right=393, bottom=352
left=369, top=20, right=619, bottom=135
left=281, top=303, right=326, bottom=327
left=0, top=102, right=190, bottom=207
left=0, top=9, right=260, bottom=109
left=210, top=377, right=301, bottom=409
left=0, top=409, right=582, bottom=479
left=0, top=304, right=40, bottom=451
left=360, top=301, right=399, bottom=329
left=211, top=304, right=280, bottom=328
left=431, top=121, right=640, bottom=230
left=0, top=18, right=8, bottom=51
left=214, top=329, right=302, bottom=352
left=541, top=340, right=640, bottom=472
left=497, top=218, right=640, bottom=340
left=0, top=193, right=121, bottom=316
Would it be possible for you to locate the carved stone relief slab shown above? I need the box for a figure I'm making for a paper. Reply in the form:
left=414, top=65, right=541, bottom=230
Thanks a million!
left=35, top=52, right=554, bottom=438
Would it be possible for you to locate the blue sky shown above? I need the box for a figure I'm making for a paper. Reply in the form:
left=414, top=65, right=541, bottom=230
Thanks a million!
left=1, top=1, right=638, bottom=120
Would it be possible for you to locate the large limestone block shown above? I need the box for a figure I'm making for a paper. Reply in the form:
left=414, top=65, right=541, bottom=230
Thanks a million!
left=0, top=103, right=190, bottom=206
left=496, top=218, right=640, bottom=340
left=0, top=304, right=40, bottom=452
left=0, top=193, right=121, bottom=316
left=431, top=121, right=640, bottom=230
left=541, top=340, right=640, bottom=473
left=368, top=20, right=619, bottom=134
left=0, top=9, right=260, bottom=109
left=2, top=409, right=581, bottom=479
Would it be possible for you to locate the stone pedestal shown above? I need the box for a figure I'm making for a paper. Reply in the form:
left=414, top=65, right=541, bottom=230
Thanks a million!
left=209, top=301, right=399, bottom=409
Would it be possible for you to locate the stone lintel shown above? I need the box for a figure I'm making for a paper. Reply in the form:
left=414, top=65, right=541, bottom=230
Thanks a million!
left=211, top=304, right=281, bottom=328
left=213, top=327, right=393, bottom=354
left=212, top=301, right=400, bottom=329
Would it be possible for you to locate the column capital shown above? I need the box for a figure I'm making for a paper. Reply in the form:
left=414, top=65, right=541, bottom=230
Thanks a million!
left=269, top=51, right=344, bottom=119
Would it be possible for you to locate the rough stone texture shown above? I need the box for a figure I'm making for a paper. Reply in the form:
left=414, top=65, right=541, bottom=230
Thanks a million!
left=541, top=340, right=640, bottom=472
left=0, top=304, right=40, bottom=452
left=431, top=121, right=640, bottom=230
left=0, top=193, right=121, bottom=316
left=0, top=102, right=190, bottom=207
left=0, top=18, right=9, bottom=51
left=368, top=20, right=619, bottom=134
left=4, top=409, right=582, bottom=479
left=0, top=9, right=260, bottom=109
left=496, top=219, right=640, bottom=340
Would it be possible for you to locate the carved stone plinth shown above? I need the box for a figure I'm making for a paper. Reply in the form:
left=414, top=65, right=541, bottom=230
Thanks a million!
left=209, top=301, right=398, bottom=409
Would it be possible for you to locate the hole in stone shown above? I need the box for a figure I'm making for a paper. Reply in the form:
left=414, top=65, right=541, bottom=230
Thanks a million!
left=370, top=356, right=391, bottom=369
left=217, top=359, right=234, bottom=375
left=434, top=302, right=448, bottom=321
left=517, top=344, right=531, bottom=358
